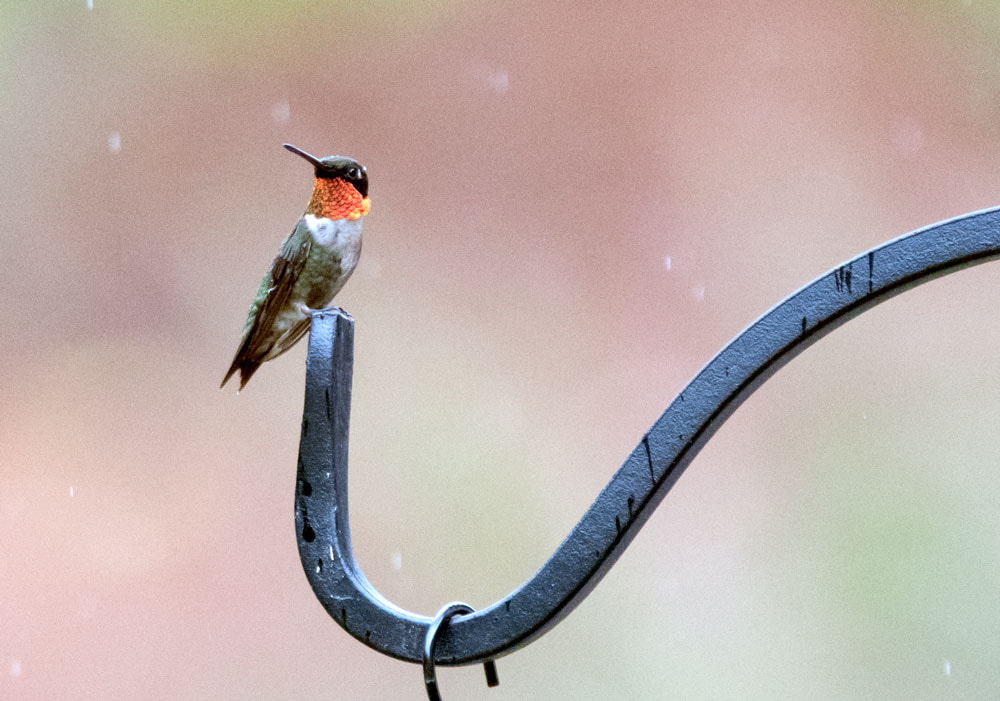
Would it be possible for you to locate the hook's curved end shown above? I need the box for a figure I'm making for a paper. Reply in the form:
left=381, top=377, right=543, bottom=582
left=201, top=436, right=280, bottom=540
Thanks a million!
left=295, top=308, right=434, bottom=662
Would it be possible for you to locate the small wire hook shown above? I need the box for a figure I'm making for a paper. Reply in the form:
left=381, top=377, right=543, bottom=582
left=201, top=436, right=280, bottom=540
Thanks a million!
left=423, top=602, right=499, bottom=700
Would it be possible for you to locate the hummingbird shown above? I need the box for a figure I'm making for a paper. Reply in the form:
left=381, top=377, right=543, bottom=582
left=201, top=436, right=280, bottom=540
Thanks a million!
left=221, top=143, right=370, bottom=391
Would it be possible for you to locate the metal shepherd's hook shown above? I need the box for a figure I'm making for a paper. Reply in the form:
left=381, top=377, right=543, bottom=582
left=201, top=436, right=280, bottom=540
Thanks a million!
left=295, top=207, right=1000, bottom=696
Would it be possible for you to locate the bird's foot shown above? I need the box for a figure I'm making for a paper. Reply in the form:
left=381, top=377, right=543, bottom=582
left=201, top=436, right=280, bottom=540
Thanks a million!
left=323, top=305, right=352, bottom=320
left=302, top=303, right=352, bottom=320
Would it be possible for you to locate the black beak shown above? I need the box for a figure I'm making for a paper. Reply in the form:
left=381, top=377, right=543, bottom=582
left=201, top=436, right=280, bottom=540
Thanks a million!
left=283, top=143, right=323, bottom=168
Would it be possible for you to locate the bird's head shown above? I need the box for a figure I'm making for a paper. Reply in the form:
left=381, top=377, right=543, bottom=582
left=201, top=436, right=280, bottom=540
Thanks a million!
left=285, top=143, right=370, bottom=220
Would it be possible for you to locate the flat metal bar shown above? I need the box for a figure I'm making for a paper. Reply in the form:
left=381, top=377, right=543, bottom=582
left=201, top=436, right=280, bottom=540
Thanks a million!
left=296, top=206, right=1000, bottom=664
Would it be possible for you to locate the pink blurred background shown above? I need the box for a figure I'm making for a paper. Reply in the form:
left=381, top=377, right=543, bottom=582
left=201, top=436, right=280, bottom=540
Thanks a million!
left=4, top=1, right=1000, bottom=698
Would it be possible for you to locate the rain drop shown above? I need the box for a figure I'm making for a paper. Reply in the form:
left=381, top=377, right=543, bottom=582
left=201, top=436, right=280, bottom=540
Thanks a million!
left=108, top=132, right=121, bottom=154
left=488, top=68, right=509, bottom=95
left=271, top=99, right=290, bottom=125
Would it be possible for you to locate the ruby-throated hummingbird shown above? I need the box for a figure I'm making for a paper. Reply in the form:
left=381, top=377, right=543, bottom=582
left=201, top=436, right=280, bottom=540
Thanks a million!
left=221, top=143, right=370, bottom=390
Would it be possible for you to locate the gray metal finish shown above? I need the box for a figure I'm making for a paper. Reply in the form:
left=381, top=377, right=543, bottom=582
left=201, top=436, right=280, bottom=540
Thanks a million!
left=296, top=207, right=1000, bottom=666
left=423, top=602, right=499, bottom=699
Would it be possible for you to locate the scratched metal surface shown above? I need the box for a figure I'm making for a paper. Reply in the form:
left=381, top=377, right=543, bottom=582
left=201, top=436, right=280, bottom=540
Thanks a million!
left=297, top=207, right=1000, bottom=665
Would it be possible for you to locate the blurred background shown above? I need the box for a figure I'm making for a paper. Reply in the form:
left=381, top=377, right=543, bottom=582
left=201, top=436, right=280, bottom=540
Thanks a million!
left=3, top=0, right=1000, bottom=698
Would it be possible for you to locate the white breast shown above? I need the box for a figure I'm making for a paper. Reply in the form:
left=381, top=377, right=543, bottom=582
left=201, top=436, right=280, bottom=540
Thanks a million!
left=304, top=213, right=363, bottom=273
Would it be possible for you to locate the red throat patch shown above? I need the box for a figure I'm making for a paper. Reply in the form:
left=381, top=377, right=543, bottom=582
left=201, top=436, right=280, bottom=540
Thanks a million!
left=306, top=177, right=371, bottom=220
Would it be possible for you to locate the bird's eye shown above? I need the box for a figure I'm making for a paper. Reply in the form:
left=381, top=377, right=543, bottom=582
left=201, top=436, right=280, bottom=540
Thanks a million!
left=347, top=167, right=361, bottom=180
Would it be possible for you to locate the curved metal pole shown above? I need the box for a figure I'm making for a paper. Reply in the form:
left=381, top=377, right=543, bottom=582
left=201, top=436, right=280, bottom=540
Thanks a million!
left=296, top=206, right=1000, bottom=665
